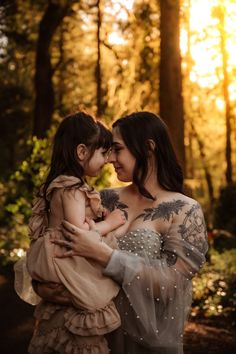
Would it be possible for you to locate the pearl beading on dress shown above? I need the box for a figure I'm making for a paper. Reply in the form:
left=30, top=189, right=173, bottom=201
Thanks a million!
left=117, top=228, right=163, bottom=259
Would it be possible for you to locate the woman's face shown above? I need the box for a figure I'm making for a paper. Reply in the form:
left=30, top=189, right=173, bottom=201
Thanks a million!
left=108, top=127, right=136, bottom=182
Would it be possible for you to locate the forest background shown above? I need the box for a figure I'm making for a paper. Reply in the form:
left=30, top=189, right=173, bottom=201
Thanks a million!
left=0, top=0, right=235, bottom=353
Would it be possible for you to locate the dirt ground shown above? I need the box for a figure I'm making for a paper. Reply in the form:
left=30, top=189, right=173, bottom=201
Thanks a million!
left=0, top=264, right=235, bottom=354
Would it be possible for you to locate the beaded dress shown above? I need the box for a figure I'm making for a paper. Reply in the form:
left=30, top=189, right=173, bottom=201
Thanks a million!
left=103, top=202, right=208, bottom=354
left=24, top=176, right=120, bottom=354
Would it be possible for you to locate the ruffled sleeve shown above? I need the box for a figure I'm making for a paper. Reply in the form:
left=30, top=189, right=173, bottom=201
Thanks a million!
left=103, top=201, right=208, bottom=349
left=79, top=183, right=104, bottom=219
left=28, top=175, right=96, bottom=241
left=49, top=175, right=104, bottom=219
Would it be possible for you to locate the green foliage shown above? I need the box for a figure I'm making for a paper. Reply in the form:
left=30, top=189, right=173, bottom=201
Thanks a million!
left=0, top=136, right=50, bottom=264
left=192, top=247, right=236, bottom=320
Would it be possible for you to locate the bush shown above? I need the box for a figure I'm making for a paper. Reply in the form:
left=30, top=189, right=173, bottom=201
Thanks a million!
left=192, top=247, right=236, bottom=321
left=0, top=136, right=50, bottom=264
left=214, top=183, right=236, bottom=236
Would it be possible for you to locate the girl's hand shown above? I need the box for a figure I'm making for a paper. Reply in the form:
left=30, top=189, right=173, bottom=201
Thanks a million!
left=104, top=209, right=126, bottom=229
left=102, top=208, right=109, bottom=218
left=52, top=220, right=113, bottom=266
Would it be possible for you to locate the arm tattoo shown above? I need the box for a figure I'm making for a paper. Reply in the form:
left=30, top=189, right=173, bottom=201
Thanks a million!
left=136, top=199, right=188, bottom=221
left=100, top=189, right=128, bottom=219
left=178, top=203, right=208, bottom=253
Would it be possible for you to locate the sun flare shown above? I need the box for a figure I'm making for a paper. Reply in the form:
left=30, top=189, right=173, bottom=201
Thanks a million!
left=107, top=0, right=236, bottom=98
left=181, top=0, right=236, bottom=90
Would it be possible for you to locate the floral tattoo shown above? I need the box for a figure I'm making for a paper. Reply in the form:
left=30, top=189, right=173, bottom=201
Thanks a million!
left=100, top=189, right=128, bottom=219
left=135, top=199, right=188, bottom=221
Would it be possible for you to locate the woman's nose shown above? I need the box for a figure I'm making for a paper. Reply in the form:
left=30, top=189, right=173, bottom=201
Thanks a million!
left=107, top=150, right=116, bottom=163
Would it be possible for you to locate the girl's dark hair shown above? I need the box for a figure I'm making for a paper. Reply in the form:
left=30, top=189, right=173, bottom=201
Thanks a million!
left=42, top=112, right=112, bottom=202
left=112, top=111, right=183, bottom=199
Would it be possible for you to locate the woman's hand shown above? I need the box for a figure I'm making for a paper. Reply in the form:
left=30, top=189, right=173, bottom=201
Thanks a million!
left=52, top=220, right=113, bottom=266
left=35, top=282, right=72, bottom=306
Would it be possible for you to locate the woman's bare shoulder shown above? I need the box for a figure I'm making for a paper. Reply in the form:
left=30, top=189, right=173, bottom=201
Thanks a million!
left=161, top=191, right=200, bottom=206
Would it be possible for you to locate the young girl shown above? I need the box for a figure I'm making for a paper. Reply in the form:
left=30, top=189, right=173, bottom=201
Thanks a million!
left=26, top=112, right=125, bottom=353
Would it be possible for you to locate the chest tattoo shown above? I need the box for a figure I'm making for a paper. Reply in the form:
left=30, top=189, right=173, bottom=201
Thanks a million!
left=100, top=189, right=128, bottom=219
left=136, top=199, right=188, bottom=221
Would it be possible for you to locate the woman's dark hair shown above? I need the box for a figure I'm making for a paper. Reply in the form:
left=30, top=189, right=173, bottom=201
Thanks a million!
left=97, top=120, right=113, bottom=151
left=112, top=111, right=184, bottom=199
left=42, top=112, right=112, bottom=202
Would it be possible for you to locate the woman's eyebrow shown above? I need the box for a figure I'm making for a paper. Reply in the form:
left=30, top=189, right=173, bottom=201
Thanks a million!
left=112, top=141, right=123, bottom=146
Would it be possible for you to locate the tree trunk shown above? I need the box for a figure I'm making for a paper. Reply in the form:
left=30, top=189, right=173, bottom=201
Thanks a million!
left=95, top=0, right=102, bottom=117
left=191, top=122, right=215, bottom=206
left=159, top=0, right=185, bottom=171
left=218, top=4, right=233, bottom=184
left=33, top=1, right=71, bottom=138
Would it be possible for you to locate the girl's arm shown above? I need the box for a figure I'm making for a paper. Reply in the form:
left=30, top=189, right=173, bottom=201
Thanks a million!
left=63, top=188, right=126, bottom=235
left=62, top=189, right=90, bottom=230
left=93, top=208, right=126, bottom=236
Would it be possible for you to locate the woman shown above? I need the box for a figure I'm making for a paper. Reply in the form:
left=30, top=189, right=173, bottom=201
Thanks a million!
left=28, top=112, right=208, bottom=353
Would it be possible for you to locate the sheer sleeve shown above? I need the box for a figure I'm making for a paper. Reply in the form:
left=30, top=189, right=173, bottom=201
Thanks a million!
left=103, top=201, right=208, bottom=349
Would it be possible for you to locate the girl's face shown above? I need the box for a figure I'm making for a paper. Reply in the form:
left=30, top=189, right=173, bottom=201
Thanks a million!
left=84, top=147, right=108, bottom=177
left=108, top=127, right=136, bottom=182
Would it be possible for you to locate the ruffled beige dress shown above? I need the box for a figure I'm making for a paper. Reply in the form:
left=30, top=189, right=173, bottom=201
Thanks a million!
left=26, top=175, right=120, bottom=354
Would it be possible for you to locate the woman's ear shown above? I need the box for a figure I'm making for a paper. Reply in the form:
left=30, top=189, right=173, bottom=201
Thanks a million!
left=146, top=139, right=156, bottom=154
left=76, top=144, right=88, bottom=161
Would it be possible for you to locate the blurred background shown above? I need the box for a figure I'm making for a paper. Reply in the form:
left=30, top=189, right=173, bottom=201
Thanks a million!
left=0, top=0, right=235, bottom=353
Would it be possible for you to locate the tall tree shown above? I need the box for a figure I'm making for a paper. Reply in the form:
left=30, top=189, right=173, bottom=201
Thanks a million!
left=0, top=0, right=37, bottom=176
left=183, top=0, right=215, bottom=205
left=33, top=0, right=76, bottom=138
left=95, top=0, right=102, bottom=117
left=213, top=3, right=233, bottom=184
left=159, top=0, right=185, bottom=171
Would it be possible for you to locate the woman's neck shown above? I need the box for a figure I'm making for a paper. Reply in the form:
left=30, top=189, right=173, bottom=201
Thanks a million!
left=129, top=168, right=164, bottom=201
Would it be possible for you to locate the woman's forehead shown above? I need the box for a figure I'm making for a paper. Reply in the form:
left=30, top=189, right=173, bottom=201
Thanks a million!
left=112, top=127, right=124, bottom=144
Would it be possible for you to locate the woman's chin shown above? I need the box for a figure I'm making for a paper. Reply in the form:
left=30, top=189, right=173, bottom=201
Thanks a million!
left=116, top=173, right=131, bottom=183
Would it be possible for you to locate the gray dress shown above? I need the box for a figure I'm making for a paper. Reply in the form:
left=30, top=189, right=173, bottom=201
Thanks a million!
left=104, top=225, right=208, bottom=354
